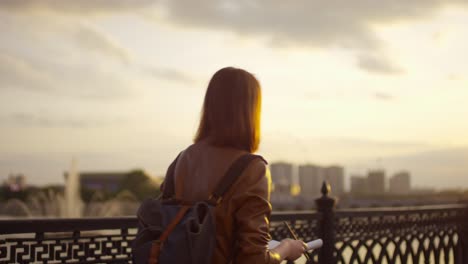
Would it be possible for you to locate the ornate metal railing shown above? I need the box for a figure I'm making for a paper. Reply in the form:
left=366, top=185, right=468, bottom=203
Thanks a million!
left=0, top=218, right=137, bottom=264
left=333, top=205, right=467, bottom=263
left=1, top=184, right=467, bottom=264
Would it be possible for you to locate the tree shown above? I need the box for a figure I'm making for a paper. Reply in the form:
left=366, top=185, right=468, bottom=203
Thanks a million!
left=118, top=170, right=161, bottom=201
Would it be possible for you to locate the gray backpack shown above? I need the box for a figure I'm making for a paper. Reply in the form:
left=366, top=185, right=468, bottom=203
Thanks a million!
left=132, top=153, right=265, bottom=264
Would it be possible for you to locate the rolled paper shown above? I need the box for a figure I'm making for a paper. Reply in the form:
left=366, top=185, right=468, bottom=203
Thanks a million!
left=268, top=239, right=323, bottom=250
left=267, top=240, right=281, bottom=249
left=306, top=239, right=323, bottom=250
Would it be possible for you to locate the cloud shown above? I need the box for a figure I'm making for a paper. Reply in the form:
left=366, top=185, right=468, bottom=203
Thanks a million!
left=75, top=23, right=130, bottom=64
left=447, top=74, right=462, bottom=81
left=144, top=66, right=194, bottom=84
left=373, top=92, right=395, bottom=101
left=158, top=0, right=467, bottom=73
left=357, top=53, right=405, bottom=75
left=262, top=132, right=432, bottom=165
left=0, top=52, right=133, bottom=100
left=4, top=112, right=124, bottom=128
left=0, top=12, right=134, bottom=99
left=3, top=1, right=467, bottom=51
left=323, top=138, right=426, bottom=149
left=0, top=53, right=55, bottom=91
left=8, top=113, right=92, bottom=128
left=0, top=0, right=156, bottom=13
left=361, top=147, right=468, bottom=189
left=2, top=1, right=468, bottom=74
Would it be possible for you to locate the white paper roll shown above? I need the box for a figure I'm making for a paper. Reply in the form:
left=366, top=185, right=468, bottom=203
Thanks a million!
left=268, top=240, right=281, bottom=249
left=268, top=238, right=323, bottom=250
left=306, top=239, right=323, bottom=250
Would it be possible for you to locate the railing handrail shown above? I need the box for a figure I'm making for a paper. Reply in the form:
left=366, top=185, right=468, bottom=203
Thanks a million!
left=0, top=216, right=138, bottom=234
left=336, top=203, right=466, bottom=213
left=335, top=203, right=467, bottom=217
left=1, top=203, right=465, bottom=235
left=1, top=178, right=467, bottom=264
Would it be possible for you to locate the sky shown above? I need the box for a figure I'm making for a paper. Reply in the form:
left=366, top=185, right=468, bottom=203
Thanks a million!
left=1, top=1, right=467, bottom=190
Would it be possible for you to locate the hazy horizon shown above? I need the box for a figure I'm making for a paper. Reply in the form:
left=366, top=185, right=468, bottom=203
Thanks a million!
left=1, top=1, right=467, bottom=189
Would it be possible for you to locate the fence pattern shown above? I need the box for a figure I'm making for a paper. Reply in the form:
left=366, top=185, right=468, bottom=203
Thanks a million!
left=1, top=183, right=467, bottom=264
left=334, top=206, right=466, bottom=264
left=0, top=218, right=137, bottom=264
left=0, top=232, right=135, bottom=264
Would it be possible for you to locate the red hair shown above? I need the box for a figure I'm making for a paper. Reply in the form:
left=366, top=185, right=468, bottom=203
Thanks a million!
left=194, top=67, right=262, bottom=152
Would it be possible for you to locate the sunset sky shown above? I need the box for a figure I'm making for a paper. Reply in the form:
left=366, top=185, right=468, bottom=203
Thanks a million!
left=1, top=1, right=467, bottom=189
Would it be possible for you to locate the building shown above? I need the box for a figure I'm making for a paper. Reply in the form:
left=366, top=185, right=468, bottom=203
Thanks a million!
left=350, top=175, right=368, bottom=195
left=80, top=172, right=128, bottom=192
left=269, top=162, right=293, bottom=195
left=298, top=164, right=324, bottom=197
left=324, top=166, right=345, bottom=196
left=367, top=170, right=386, bottom=194
left=389, top=171, right=411, bottom=195
left=3, top=173, right=27, bottom=192
left=64, top=171, right=128, bottom=193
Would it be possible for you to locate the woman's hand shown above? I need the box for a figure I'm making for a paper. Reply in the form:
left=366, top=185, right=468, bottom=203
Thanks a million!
left=271, top=238, right=307, bottom=261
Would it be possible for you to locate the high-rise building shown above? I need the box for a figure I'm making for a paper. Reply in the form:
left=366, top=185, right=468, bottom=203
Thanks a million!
left=269, top=162, right=293, bottom=195
left=350, top=175, right=368, bottom=195
left=367, top=170, right=386, bottom=194
left=298, top=164, right=324, bottom=197
left=389, top=171, right=411, bottom=195
left=324, top=166, right=345, bottom=196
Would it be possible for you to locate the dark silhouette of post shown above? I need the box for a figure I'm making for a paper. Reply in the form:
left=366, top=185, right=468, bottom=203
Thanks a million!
left=460, top=203, right=468, bottom=263
left=465, top=205, right=468, bottom=263
left=315, top=181, right=336, bottom=264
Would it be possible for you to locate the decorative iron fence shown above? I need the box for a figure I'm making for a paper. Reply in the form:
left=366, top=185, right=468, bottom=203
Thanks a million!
left=1, top=183, right=467, bottom=264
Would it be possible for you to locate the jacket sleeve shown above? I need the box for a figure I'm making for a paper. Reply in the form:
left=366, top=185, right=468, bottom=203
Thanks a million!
left=231, top=160, right=282, bottom=264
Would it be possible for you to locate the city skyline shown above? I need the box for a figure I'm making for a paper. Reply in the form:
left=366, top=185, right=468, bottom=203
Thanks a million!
left=269, top=161, right=417, bottom=195
left=1, top=2, right=468, bottom=188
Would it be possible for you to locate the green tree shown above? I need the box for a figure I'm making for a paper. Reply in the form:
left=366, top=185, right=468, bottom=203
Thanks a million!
left=0, top=186, right=28, bottom=202
left=118, top=170, right=161, bottom=201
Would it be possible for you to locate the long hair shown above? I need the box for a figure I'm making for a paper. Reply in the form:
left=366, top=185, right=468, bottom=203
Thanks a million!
left=194, top=67, right=261, bottom=152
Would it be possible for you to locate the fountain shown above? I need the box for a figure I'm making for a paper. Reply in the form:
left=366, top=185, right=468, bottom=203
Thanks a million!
left=64, top=158, right=83, bottom=217
left=0, top=199, right=31, bottom=217
left=0, top=158, right=140, bottom=218
left=27, top=188, right=65, bottom=217
left=84, top=190, right=138, bottom=217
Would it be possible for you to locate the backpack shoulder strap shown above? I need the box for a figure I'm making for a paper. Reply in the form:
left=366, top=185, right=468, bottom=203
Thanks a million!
left=208, top=154, right=267, bottom=205
left=161, top=152, right=182, bottom=199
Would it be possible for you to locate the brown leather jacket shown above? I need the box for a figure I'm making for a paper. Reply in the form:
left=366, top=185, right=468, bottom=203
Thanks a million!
left=171, top=141, right=281, bottom=264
